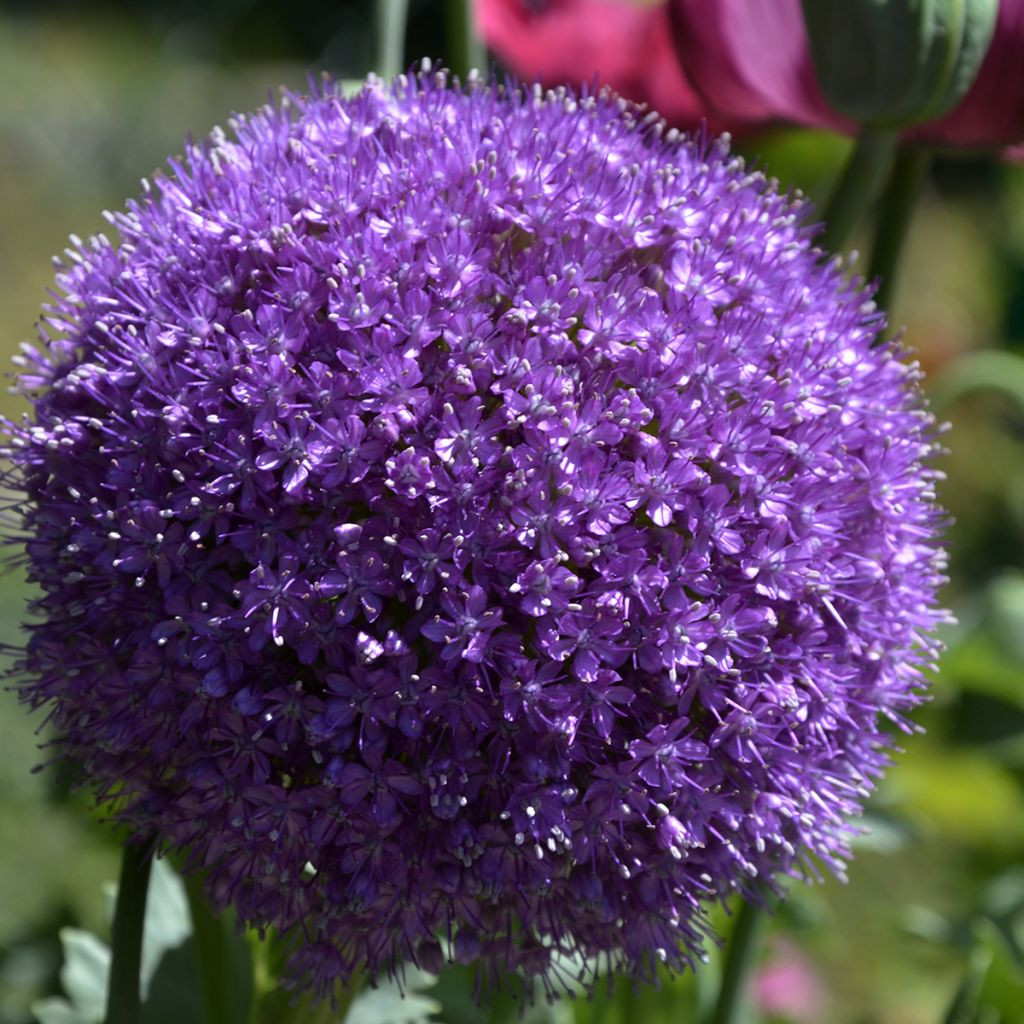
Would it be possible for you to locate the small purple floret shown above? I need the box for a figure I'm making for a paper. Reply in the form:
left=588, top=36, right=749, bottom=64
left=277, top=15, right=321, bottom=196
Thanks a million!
left=4, top=66, right=946, bottom=994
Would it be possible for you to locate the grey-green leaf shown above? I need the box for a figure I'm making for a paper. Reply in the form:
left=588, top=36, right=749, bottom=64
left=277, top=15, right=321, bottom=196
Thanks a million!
left=56, top=929, right=109, bottom=1023
left=30, top=997, right=90, bottom=1024
left=31, top=928, right=110, bottom=1024
left=346, top=968, right=441, bottom=1024
left=139, top=858, right=192, bottom=996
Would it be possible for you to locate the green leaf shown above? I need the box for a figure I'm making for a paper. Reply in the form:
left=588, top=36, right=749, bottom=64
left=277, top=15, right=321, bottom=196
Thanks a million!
left=32, top=859, right=204, bottom=1024
left=902, top=905, right=955, bottom=946
left=422, top=963, right=480, bottom=1024
left=31, top=928, right=109, bottom=1024
left=982, top=869, right=1024, bottom=931
left=850, top=812, right=915, bottom=854
left=944, top=919, right=1024, bottom=1023
left=31, top=998, right=91, bottom=1024
left=882, top=741, right=1024, bottom=847
left=346, top=967, right=441, bottom=1024
left=487, top=987, right=575, bottom=1024
left=60, top=929, right=109, bottom=1023
left=138, top=858, right=192, bottom=996
left=987, top=573, right=1024, bottom=661
left=141, top=945, right=204, bottom=1024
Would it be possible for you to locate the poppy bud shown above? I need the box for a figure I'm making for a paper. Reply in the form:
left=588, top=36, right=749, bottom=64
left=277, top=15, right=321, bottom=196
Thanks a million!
left=802, top=0, right=998, bottom=126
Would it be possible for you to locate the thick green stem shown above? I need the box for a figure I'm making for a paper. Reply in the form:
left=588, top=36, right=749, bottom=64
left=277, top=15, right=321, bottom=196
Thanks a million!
left=708, top=900, right=768, bottom=1024
left=286, top=970, right=363, bottom=1024
left=103, top=838, right=154, bottom=1024
left=245, top=928, right=287, bottom=1024
left=446, top=0, right=487, bottom=80
left=868, top=145, right=932, bottom=317
left=621, top=985, right=644, bottom=1024
left=280, top=993, right=343, bottom=1024
left=184, top=875, right=243, bottom=1024
left=257, top=959, right=363, bottom=1024
left=376, top=0, right=410, bottom=80
left=818, top=127, right=899, bottom=255
left=333, top=968, right=365, bottom=1023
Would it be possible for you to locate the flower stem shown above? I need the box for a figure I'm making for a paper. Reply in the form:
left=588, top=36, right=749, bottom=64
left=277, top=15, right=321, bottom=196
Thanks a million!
left=376, top=0, right=410, bottom=80
left=446, top=0, right=487, bottom=81
left=708, top=899, right=768, bottom=1024
left=280, top=970, right=364, bottom=1024
left=244, top=929, right=286, bottom=1024
left=818, top=127, right=899, bottom=255
left=335, top=970, right=364, bottom=1024
left=103, top=838, right=154, bottom=1024
left=184, top=874, right=248, bottom=1024
left=254, top=949, right=363, bottom=1024
left=868, top=145, right=932, bottom=317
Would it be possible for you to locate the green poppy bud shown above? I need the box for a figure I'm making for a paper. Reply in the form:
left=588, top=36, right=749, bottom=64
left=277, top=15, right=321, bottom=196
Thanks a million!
left=802, top=0, right=999, bottom=127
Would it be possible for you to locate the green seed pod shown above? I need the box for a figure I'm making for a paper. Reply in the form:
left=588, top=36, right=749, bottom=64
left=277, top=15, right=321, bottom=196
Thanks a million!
left=802, top=0, right=999, bottom=126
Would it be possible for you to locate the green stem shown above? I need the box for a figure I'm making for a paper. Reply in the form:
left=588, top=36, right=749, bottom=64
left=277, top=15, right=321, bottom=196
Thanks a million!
left=334, top=968, right=364, bottom=1024
left=259, top=962, right=363, bottom=1024
left=818, top=127, right=899, bottom=255
left=621, top=985, right=643, bottom=1024
left=246, top=930, right=277, bottom=1024
left=103, top=838, right=154, bottom=1024
left=376, top=0, right=410, bottom=80
left=708, top=900, right=768, bottom=1024
left=292, top=970, right=363, bottom=1024
left=868, top=145, right=932, bottom=317
left=184, top=875, right=243, bottom=1024
left=446, top=0, right=487, bottom=80
left=280, top=993, right=342, bottom=1024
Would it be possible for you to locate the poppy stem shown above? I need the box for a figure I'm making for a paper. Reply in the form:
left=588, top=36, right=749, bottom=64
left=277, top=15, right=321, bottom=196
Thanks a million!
left=103, top=837, right=154, bottom=1024
left=376, top=0, right=410, bottom=80
left=446, top=0, right=487, bottom=81
left=707, top=898, right=768, bottom=1024
left=818, top=127, right=899, bottom=254
left=868, top=144, right=932, bottom=317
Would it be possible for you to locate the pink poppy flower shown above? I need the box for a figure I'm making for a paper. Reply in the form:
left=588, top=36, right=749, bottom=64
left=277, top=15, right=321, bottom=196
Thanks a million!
left=668, top=0, right=846, bottom=131
left=669, top=0, right=1024, bottom=146
left=478, top=0, right=1024, bottom=147
left=474, top=0, right=721, bottom=129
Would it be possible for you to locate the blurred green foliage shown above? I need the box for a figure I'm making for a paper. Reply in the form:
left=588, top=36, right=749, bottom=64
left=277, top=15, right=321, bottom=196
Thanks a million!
left=2, top=4, right=1024, bottom=1023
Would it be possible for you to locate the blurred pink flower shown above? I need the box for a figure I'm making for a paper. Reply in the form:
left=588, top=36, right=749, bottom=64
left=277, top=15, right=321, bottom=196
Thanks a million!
left=668, top=0, right=1024, bottom=147
left=667, top=0, right=845, bottom=131
left=753, top=939, right=828, bottom=1024
left=474, top=0, right=719, bottom=129
left=477, top=0, right=1024, bottom=147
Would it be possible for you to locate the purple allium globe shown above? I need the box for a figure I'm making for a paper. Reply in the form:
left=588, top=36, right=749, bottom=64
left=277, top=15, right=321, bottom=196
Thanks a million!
left=6, top=66, right=946, bottom=991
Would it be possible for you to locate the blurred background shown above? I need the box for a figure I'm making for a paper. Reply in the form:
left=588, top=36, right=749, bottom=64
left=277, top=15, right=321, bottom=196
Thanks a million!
left=2, top=2, right=1024, bottom=1022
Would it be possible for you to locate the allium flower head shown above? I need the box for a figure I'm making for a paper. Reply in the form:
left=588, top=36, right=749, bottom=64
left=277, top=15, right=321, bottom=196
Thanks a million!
left=6, top=65, right=946, bottom=992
